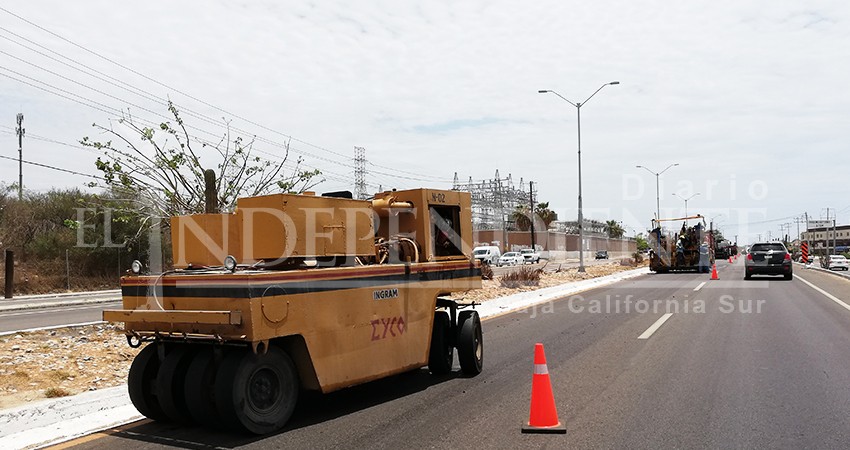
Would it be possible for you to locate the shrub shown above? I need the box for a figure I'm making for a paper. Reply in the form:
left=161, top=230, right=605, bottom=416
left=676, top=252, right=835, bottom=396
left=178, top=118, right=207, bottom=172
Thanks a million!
left=633, top=251, right=644, bottom=264
left=480, top=263, right=494, bottom=280
left=499, top=266, right=542, bottom=288
left=44, top=387, right=72, bottom=398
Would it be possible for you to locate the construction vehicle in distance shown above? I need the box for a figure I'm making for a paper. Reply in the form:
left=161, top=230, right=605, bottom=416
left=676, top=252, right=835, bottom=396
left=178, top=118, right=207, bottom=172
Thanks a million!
left=648, top=215, right=715, bottom=273
left=714, top=239, right=737, bottom=260
left=103, top=188, right=483, bottom=434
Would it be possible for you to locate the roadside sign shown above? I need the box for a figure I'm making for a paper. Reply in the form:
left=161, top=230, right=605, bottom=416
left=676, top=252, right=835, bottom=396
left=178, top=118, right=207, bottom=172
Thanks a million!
left=808, top=220, right=832, bottom=229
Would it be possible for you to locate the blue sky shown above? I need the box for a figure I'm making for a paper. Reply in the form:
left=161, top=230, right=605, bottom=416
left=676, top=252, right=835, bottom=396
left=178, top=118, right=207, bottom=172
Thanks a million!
left=1, top=0, right=849, bottom=244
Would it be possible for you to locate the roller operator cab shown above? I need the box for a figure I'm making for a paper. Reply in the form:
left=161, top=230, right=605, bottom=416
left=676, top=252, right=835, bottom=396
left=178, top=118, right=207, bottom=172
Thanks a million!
left=103, top=188, right=484, bottom=434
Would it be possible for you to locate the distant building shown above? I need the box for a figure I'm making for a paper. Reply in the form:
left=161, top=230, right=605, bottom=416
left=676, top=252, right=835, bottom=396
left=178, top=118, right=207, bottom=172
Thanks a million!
left=801, top=225, right=850, bottom=253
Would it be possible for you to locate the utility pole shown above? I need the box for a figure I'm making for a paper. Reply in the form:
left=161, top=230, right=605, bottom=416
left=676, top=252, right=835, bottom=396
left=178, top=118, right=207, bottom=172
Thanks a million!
left=826, top=207, right=832, bottom=255
left=15, top=113, right=24, bottom=199
left=529, top=181, right=535, bottom=250
left=832, top=209, right=837, bottom=255
left=794, top=216, right=803, bottom=243
left=779, top=222, right=791, bottom=244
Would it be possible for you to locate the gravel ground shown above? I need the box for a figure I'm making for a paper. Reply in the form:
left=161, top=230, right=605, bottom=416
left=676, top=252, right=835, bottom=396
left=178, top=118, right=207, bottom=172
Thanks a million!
left=0, top=260, right=644, bottom=411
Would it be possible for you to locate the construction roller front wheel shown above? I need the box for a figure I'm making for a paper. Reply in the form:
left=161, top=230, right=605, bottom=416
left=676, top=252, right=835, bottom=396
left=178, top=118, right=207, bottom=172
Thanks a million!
left=127, top=343, right=168, bottom=421
left=214, top=346, right=300, bottom=434
left=457, top=310, right=483, bottom=376
left=428, top=311, right=453, bottom=375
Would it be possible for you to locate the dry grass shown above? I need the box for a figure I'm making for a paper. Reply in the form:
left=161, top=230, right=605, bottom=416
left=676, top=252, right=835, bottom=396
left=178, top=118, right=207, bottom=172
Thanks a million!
left=498, top=266, right=543, bottom=288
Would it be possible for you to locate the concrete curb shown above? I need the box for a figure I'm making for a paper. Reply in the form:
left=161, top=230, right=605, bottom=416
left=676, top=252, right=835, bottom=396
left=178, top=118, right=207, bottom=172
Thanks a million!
left=0, top=296, right=122, bottom=313
left=8, top=290, right=121, bottom=301
left=0, top=386, right=143, bottom=449
left=792, top=261, right=850, bottom=281
left=476, top=266, right=650, bottom=320
left=0, top=266, right=650, bottom=449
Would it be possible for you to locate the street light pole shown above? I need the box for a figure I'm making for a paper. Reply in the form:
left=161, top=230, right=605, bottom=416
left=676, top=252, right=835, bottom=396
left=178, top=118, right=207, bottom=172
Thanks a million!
left=539, top=81, right=619, bottom=272
left=636, top=163, right=678, bottom=224
left=672, top=192, right=700, bottom=219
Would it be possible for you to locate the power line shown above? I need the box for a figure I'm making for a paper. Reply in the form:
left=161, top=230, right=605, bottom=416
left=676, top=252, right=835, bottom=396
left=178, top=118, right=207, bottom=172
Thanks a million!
left=0, top=6, right=450, bottom=184
left=0, top=154, right=99, bottom=179
left=0, top=34, right=381, bottom=189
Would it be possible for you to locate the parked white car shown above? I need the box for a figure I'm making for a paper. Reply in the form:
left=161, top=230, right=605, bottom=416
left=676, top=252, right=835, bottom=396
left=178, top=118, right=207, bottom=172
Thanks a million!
left=497, top=252, right=524, bottom=266
left=519, top=248, right=540, bottom=264
left=828, top=255, right=849, bottom=271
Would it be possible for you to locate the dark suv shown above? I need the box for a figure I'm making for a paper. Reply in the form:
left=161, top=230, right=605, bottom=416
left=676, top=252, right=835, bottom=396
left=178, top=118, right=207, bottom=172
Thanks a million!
left=744, top=242, right=792, bottom=280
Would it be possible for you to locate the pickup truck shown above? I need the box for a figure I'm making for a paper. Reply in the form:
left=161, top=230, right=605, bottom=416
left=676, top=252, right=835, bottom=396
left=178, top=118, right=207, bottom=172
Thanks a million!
left=519, top=248, right=541, bottom=264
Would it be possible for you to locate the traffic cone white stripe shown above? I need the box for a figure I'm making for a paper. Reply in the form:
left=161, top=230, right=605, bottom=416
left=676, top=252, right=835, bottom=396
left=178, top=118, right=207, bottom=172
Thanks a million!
left=533, top=364, right=549, bottom=375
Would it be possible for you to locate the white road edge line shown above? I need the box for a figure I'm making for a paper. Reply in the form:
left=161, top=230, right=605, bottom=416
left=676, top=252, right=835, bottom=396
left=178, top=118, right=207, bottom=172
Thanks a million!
left=694, top=281, right=706, bottom=291
left=795, top=274, right=850, bottom=312
left=638, top=313, right=674, bottom=340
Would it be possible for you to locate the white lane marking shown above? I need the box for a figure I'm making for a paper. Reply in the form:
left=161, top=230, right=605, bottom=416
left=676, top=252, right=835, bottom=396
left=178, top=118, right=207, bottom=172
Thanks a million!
left=795, top=275, right=850, bottom=312
left=638, top=313, right=674, bottom=340
left=694, top=281, right=706, bottom=291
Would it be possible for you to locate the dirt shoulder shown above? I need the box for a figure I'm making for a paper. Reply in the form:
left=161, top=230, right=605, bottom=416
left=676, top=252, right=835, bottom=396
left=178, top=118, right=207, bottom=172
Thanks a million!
left=0, top=260, right=645, bottom=411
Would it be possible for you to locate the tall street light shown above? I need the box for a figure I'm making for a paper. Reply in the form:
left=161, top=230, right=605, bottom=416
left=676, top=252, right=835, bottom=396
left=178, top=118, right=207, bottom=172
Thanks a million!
left=672, top=192, right=700, bottom=219
left=636, top=163, right=678, bottom=225
left=539, top=81, right=619, bottom=272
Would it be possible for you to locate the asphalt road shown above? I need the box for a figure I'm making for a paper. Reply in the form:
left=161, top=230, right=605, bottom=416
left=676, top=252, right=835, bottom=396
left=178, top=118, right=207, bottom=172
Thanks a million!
left=55, top=261, right=850, bottom=448
left=0, top=301, right=120, bottom=333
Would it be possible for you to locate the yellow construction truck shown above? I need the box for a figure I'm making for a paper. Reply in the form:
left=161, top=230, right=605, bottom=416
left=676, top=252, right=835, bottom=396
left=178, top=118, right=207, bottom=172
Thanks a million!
left=103, top=188, right=483, bottom=434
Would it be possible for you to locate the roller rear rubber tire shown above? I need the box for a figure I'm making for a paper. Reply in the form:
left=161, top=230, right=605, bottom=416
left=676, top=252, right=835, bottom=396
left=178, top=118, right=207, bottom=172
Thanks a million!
left=428, top=311, right=453, bottom=375
left=128, top=344, right=168, bottom=421
left=184, top=349, right=225, bottom=429
left=156, top=345, right=196, bottom=423
left=215, top=346, right=300, bottom=434
left=457, top=310, right=483, bottom=376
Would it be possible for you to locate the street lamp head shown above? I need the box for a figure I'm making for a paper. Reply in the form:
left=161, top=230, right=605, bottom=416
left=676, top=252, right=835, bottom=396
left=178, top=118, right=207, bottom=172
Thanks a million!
left=609, top=81, right=620, bottom=85
left=538, top=90, right=549, bottom=94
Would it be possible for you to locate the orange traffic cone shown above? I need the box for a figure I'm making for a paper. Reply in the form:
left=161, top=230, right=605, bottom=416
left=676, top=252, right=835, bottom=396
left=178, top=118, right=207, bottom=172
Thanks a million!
left=522, top=343, right=567, bottom=434
left=728, top=256, right=733, bottom=264
left=710, top=264, right=719, bottom=280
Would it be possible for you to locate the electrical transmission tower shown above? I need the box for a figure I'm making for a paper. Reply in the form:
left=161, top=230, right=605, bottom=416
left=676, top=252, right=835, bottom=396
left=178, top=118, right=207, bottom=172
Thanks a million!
left=354, top=146, right=367, bottom=199
left=452, top=170, right=532, bottom=231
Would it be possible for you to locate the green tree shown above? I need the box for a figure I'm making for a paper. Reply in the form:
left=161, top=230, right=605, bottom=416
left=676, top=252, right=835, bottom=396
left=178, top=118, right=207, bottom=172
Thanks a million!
left=635, top=233, right=650, bottom=251
left=605, top=220, right=626, bottom=239
left=510, top=202, right=558, bottom=231
left=534, top=202, right=558, bottom=229
left=81, top=102, right=322, bottom=222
